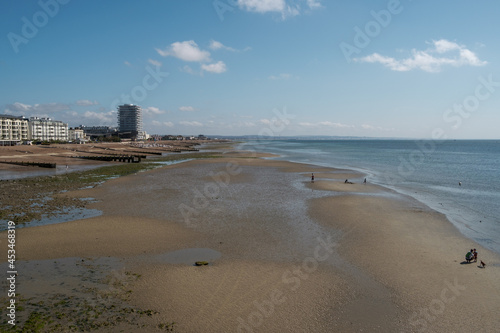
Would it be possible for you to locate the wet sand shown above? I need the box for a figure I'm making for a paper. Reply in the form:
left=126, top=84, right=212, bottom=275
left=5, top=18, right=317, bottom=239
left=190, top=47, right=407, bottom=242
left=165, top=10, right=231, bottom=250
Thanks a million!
left=1, top=149, right=499, bottom=332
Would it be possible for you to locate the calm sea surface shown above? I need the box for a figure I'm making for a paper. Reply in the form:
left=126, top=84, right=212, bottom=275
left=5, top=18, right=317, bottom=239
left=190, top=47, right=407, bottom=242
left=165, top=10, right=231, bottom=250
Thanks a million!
left=240, top=139, right=500, bottom=255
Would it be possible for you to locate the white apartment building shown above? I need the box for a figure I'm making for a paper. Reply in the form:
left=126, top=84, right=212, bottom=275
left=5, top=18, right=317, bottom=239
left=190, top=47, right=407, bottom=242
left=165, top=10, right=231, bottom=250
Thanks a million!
left=136, top=131, right=149, bottom=140
left=0, top=115, right=30, bottom=145
left=29, top=117, right=68, bottom=141
left=68, top=127, right=86, bottom=142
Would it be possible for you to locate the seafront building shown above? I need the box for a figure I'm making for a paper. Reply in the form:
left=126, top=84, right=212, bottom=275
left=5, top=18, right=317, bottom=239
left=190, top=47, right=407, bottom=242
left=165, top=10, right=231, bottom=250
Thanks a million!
left=0, top=115, right=30, bottom=145
left=29, top=117, right=68, bottom=141
left=118, top=104, right=142, bottom=138
left=80, top=125, right=118, bottom=140
left=1, top=105, right=152, bottom=144
left=68, top=127, right=86, bottom=143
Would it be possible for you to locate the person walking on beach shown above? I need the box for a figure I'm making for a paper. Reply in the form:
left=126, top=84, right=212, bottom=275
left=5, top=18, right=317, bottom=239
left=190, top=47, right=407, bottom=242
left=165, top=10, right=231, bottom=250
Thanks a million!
left=363, top=178, right=366, bottom=184
left=311, top=173, right=314, bottom=183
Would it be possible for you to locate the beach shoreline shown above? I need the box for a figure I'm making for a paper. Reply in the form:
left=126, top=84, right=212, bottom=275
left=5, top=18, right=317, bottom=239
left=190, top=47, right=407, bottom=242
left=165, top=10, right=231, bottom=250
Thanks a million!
left=239, top=140, right=500, bottom=257
left=1, top=143, right=499, bottom=332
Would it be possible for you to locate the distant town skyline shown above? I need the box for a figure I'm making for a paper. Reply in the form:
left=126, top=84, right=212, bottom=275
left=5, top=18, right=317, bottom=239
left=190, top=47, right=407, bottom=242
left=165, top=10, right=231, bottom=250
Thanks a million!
left=2, top=1, right=500, bottom=139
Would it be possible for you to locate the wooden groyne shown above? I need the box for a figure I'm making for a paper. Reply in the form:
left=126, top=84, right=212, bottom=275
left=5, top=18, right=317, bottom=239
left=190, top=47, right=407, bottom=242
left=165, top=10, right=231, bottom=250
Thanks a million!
left=72, top=155, right=141, bottom=163
left=128, top=150, right=164, bottom=155
left=0, top=160, right=56, bottom=168
left=72, top=149, right=147, bottom=158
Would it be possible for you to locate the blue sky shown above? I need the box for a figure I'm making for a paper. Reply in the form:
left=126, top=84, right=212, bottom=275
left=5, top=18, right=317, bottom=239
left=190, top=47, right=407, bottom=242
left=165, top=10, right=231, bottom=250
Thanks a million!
left=1, top=0, right=500, bottom=138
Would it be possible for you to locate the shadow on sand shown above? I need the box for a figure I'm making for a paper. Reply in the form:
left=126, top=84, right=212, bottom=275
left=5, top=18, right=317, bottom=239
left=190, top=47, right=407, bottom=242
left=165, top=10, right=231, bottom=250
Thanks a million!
left=460, top=261, right=485, bottom=269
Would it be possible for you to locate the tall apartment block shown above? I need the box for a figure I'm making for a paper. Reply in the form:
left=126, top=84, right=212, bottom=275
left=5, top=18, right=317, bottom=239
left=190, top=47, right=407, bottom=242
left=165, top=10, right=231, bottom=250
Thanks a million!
left=117, top=104, right=142, bottom=138
left=0, top=115, right=29, bottom=145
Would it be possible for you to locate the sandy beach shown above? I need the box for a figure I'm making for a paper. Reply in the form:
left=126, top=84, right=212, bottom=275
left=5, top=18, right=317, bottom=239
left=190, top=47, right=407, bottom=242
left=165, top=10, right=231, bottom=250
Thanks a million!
left=1, top=146, right=499, bottom=332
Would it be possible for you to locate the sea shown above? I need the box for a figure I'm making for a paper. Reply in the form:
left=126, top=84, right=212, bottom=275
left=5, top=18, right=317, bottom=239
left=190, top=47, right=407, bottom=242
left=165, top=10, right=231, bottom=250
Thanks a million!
left=239, top=139, right=500, bottom=255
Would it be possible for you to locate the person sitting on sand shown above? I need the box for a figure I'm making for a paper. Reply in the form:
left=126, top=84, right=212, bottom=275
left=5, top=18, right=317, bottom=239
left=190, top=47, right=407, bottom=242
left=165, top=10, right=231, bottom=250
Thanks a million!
left=465, top=251, right=474, bottom=263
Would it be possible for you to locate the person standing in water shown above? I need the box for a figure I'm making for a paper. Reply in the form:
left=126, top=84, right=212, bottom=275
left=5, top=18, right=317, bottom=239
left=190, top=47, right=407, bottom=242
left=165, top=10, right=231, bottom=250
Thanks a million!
left=311, top=173, right=314, bottom=183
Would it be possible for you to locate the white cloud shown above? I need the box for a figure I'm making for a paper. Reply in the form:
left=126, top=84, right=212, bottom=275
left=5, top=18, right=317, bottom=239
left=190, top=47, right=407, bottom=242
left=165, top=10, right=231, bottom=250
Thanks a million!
left=282, top=4, right=300, bottom=19
left=83, top=110, right=115, bottom=124
left=157, top=40, right=229, bottom=74
left=179, top=121, right=203, bottom=127
left=355, top=39, right=487, bottom=72
left=209, top=40, right=237, bottom=52
left=209, top=40, right=224, bottom=50
left=306, top=0, right=322, bottom=9
left=4, top=102, right=71, bottom=116
left=259, top=118, right=290, bottom=128
left=201, top=61, right=227, bottom=74
left=124, top=61, right=132, bottom=67
left=68, top=109, right=117, bottom=126
left=156, top=40, right=211, bottom=62
left=179, top=106, right=196, bottom=112
left=4, top=102, right=31, bottom=114
left=238, top=0, right=285, bottom=13
left=76, top=99, right=99, bottom=106
left=237, top=0, right=322, bottom=19
left=180, top=65, right=196, bottom=75
left=298, top=121, right=353, bottom=128
left=361, top=124, right=395, bottom=132
left=319, top=121, right=353, bottom=128
left=434, top=39, right=460, bottom=54
left=152, top=120, right=174, bottom=128
left=209, top=40, right=251, bottom=53
left=2, top=102, right=119, bottom=127
left=148, top=59, right=162, bottom=67
left=143, top=106, right=165, bottom=116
